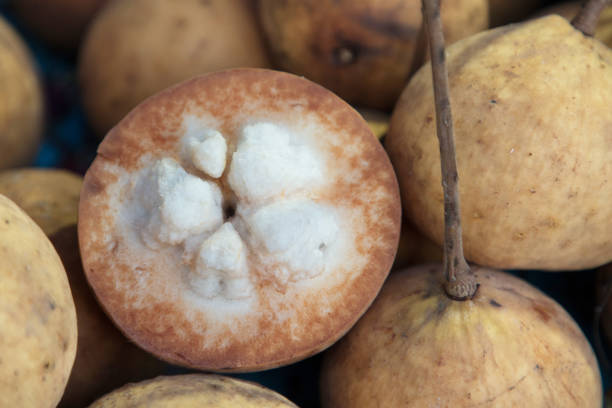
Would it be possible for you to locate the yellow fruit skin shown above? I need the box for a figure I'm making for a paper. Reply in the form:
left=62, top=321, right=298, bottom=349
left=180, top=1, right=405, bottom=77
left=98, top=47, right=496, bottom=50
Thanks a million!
left=0, top=168, right=167, bottom=407
left=321, top=265, right=602, bottom=407
left=88, top=374, right=298, bottom=407
left=0, top=195, right=77, bottom=408
left=78, top=0, right=271, bottom=137
left=0, top=16, right=43, bottom=169
left=387, top=15, right=612, bottom=270
left=259, top=0, right=488, bottom=111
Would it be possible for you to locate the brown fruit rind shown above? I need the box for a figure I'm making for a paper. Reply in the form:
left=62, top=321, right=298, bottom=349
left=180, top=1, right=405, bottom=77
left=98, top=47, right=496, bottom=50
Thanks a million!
left=78, top=68, right=401, bottom=371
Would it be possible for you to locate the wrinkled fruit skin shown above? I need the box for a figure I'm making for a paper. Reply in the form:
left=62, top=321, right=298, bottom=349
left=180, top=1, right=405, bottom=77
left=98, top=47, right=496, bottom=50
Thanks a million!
left=321, top=265, right=602, bottom=407
left=0, top=195, right=77, bottom=408
left=0, top=16, right=44, bottom=169
left=88, top=374, right=298, bottom=407
left=79, top=0, right=271, bottom=137
left=259, top=0, right=488, bottom=111
left=386, top=16, right=612, bottom=270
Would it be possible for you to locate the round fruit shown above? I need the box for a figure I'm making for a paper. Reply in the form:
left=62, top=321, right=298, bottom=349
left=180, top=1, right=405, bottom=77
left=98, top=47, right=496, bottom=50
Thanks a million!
left=258, top=0, right=488, bottom=111
left=78, top=0, right=271, bottom=137
left=321, top=265, right=602, bottom=407
left=89, top=374, right=298, bottom=407
left=13, top=0, right=108, bottom=51
left=0, top=15, right=44, bottom=169
left=78, top=68, right=401, bottom=371
left=386, top=15, right=612, bottom=270
left=0, top=195, right=77, bottom=407
left=0, top=168, right=168, bottom=407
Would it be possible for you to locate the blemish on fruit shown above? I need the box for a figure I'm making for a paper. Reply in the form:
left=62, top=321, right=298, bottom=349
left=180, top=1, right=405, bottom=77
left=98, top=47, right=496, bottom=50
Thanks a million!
left=489, top=299, right=502, bottom=307
left=531, top=300, right=554, bottom=322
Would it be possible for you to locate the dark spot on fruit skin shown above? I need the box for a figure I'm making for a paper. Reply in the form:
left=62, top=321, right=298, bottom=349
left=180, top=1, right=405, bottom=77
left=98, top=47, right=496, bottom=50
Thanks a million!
left=490, top=99, right=497, bottom=104
left=490, top=299, right=502, bottom=307
left=532, top=301, right=555, bottom=322
left=48, top=300, right=56, bottom=310
left=4, top=219, right=8, bottom=224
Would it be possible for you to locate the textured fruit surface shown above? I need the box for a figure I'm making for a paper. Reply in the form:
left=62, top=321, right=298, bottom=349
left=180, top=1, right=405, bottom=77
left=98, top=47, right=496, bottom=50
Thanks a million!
left=78, top=68, right=400, bottom=371
left=321, top=265, right=602, bottom=407
left=89, top=374, right=298, bottom=407
left=0, top=195, right=77, bottom=408
left=387, top=15, right=612, bottom=270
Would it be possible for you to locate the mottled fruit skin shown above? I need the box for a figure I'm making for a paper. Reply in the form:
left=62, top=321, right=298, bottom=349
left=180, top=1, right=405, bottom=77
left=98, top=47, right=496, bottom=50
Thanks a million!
left=0, top=195, right=77, bottom=408
left=259, top=0, right=488, bottom=111
left=386, top=16, right=612, bottom=270
left=321, top=265, right=602, bottom=407
left=13, top=0, right=108, bottom=51
left=0, top=168, right=167, bottom=407
left=0, top=16, right=44, bottom=169
left=88, top=374, right=299, bottom=407
left=535, top=1, right=612, bottom=48
left=78, top=0, right=271, bottom=137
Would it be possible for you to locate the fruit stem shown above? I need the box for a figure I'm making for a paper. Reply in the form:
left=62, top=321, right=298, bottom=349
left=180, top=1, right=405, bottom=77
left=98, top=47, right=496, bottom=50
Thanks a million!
left=421, top=0, right=477, bottom=301
left=572, top=0, right=610, bottom=36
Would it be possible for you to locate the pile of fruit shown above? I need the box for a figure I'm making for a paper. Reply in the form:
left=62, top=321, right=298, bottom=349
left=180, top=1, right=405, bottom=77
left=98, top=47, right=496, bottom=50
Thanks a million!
left=1, top=0, right=611, bottom=406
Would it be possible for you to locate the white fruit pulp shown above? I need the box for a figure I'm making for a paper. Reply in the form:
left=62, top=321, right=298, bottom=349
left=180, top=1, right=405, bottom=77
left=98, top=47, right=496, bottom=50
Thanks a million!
left=132, top=120, right=340, bottom=301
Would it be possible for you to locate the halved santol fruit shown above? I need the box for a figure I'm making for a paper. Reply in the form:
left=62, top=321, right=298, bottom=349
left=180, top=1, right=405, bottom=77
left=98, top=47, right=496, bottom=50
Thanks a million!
left=88, top=374, right=299, bottom=407
left=0, top=195, right=77, bottom=408
left=78, top=68, right=401, bottom=371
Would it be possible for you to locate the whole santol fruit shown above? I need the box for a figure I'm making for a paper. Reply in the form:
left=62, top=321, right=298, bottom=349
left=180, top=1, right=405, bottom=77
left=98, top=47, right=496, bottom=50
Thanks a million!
left=78, top=68, right=401, bottom=371
left=78, top=0, right=271, bottom=137
left=258, top=0, right=488, bottom=111
left=88, top=374, right=298, bottom=407
left=0, top=15, right=44, bottom=169
left=0, top=194, right=77, bottom=407
left=321, top=266, right=602, bottom=407
left=386, top=5, right=612, bottom=270
left=0, top=168, right=167, bottom=407
left=13, top=0, right=108, bottom=51
left=321, top=3, right=602, bottom=406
